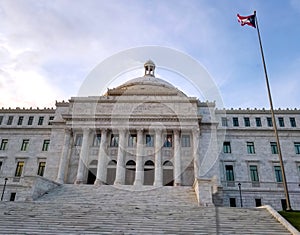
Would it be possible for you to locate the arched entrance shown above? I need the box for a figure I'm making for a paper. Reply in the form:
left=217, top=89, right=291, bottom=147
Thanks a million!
left=125, top=160, right=136, bottom=185
left=163, top=160, right=174, bottom=186
left=87, top=160, right=97, bottom=184
left=144, top=160, right=154, bottom=185
left=106, top=160, right=117, bottom=185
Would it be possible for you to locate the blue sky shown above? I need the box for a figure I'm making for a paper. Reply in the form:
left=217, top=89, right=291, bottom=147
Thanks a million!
left=0, top=0, right=300, bottom=109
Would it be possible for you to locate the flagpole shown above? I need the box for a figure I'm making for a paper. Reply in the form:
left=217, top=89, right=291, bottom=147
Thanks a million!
left=254, top=11, right=292, bottom=211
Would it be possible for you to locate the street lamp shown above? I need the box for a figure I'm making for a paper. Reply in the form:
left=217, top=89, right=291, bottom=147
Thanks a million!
left=1, top=178, right=8, bottom=201
left=238, top=182, right=243, bottom=207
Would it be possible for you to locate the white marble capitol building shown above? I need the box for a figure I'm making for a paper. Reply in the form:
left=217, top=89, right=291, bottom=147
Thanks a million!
left=1, top=60, right=300, bottom=211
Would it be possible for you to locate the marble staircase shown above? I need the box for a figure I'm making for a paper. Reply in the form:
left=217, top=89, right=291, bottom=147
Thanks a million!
left=0, top=185, right=293, bottom=234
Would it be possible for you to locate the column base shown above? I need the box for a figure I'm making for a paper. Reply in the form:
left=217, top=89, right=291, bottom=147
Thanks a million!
left=94, top=179, right=105, bottom=185
left=153, top=181, right=163, bottom=187
left=174, top=182, right=181, bottom=186
left=56, top=178, right=64, bottom=184
left=133, top=180, right=143, bottom=186
left=74, top=179, right=84, bottom=184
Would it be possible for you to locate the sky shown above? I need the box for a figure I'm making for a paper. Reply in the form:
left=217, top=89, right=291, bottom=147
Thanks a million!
left=0, top=0, right=300, bottom=109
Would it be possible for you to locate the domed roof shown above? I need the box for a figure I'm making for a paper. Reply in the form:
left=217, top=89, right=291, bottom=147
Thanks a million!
left=105, top=61, right=187, bottom=97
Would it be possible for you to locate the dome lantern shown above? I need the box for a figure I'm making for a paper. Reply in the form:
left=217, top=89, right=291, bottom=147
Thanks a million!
left=144, top=60, right=155, bottom=77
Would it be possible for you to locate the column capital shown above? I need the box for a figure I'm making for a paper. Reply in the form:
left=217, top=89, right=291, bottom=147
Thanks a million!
left=136, top=128, right=144, bottom=133
left=82, top=127, right=91, bottom=135
left=173, top=129, right=181, bottom=135
left=192, top=128, right=200, bottom=135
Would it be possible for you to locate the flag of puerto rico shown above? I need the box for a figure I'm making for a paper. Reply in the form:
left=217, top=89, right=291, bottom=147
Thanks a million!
left=237, top=14, right=256, bottom=28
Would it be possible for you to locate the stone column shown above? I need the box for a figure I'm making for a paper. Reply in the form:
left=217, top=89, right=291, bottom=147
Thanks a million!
left=134, top=129, right=144, bottom=186
left=114, top=129, right=126, bottom=185
left=192, top=128, right=200, bottom=178
left=94, top=129, right=108, bottom=185
left=56, top=128, right=72, bottom=184
left=75, top=128, right=90, bottom=184
left=154, top=129, right=163, bottom=186
left=174, top=129, right=181, bottom=186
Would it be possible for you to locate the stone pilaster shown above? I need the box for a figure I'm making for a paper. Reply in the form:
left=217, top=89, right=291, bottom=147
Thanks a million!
left=134, top=129, right=144, bottom=186
left=114, top=129, right=126, bottom=185
left=174, top=129, right=181, bottom=186
left=154, top=129, right=163, bottom=186
left=56, top=128, right=72, bottom=184
left=192, top=128, right=200, bottom=178
left=75, top=128, right=90, bottom=184
left=94, top=129, right=108, bottom=185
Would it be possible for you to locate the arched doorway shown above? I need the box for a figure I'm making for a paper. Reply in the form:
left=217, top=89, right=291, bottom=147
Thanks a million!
left=144, top=160, right=154, bottom=185
left=125, top=160, right=136, bottom=185
left=163, top=160, right=174, bottom=186
left=106, top=160, right=117, bottom=185
left=87, top=160, right=98, bottom=184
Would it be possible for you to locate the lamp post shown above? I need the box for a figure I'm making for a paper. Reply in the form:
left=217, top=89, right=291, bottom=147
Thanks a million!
left=1, top=178, right=8, bottom=201
left=238, top=182, right=243, bottom=207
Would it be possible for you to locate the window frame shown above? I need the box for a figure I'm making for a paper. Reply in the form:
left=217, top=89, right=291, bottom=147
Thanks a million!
left=244, top=117, right=250, bottom=127
left=181, top=135, right=191, bottom=147
left=223, top=141, right=231, bottom=153
left=146, top=134, right=154, bottom=147
left=38, top=116, right=44, bottom=125
left=267, top=117, right=273, bottom=127
left=17, top=116, right=24, bottom=125
left=249, top=165, right=259, bottom=182
left=290, top=117, right=296, bottom=127
left=246, top=142, right=255, bottom=154
left=274, top=166, right=283, bottom=182
left=232, top=117, right=239, bottom=127
left=15, top=161, right=25, bottom=177
left=37, top=162, right=46, bottom=177
left=0, top=139, right=8, bottom=151
left=21, top=139, right=29, bottom=151
left=270, top=142, right=278, bottom=154
left=278, top=117, right=285, bottom=127
left=294, top=142, right=300, bottom=154
left=42, top=139, right=50, bottom=151
left=255, top=117, right=262, bottom=127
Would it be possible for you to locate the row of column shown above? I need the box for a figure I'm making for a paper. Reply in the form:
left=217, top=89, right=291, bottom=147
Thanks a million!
left=56, top=128, right=200, bottom=186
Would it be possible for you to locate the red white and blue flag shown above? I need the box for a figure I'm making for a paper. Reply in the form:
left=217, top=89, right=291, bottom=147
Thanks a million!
left=237, top=14, right=256, bottom=28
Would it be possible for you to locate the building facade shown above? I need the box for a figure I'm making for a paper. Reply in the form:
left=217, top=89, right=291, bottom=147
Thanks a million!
left=0, top=61, right=299, bottom=210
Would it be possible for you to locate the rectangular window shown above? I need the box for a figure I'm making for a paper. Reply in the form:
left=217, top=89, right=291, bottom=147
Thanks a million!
left=75, top=134, right=83, bottom=146
left=92, top=134, right=101, bottom=147
left=247, top=142, right=255, bottom=154
left=233, top=117, right=239, bottom=127
left=21, top=139, right=29, bottom=151
left=37, top=162, right=46, bottom=176
left=223, top=141, right=231, bottom=153
left=0, top=116, right=3, bottom=125
left=42, top=140, right=50, bottom=151
left=270, top=142, right=278, bottom=154
left=146, top=135, right=154, bottom=147
left=28, top=116, right=34, bottom=125
left=255, top=117, right=262, bottom=127
left=48, top=116, right=54, bottom=125
left=255, top=198, right=262, bottom=207
left=181, top=135, right=191, bottom=147
left=295, top=142, right=300, bottom=154
left=267, top=117, right=273, bottom=127
left=110, top=134, right=119, bottom=147
left=290, top=117, right=296, bottom=127
left=15, top=161, right=25, bottom=177
left=38, top=116, right=44, bottom=125
left=278, top=117, right=285, bottom=127
left=0, top=139, right=8, bottom=150
left=7, top=116, right=13, bottom=125
left=221, top=117, right=228, bottom=127
left=225, top=165, right=235, bottom=181
left=128, top=134, right=137, bottom=147
left=17, top=116, right=24, bottom=125
left=10, top=193, right=16, bottom=201
left=229, top=198, right=236, bottom=207
left=250, top=165, right=259, bottom=182
left=163, top=134, right=173, bottom=147
left=274, top=166, right=283, bottom=182
left=244, top=117, right=250, bottom=127
left=0, top=162, right=2, bottom=171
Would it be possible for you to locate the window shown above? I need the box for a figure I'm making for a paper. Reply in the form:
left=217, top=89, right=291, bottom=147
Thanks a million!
left=229, top=198, right=236, bottom=207
left=48, top=116, right=54, bottom=125
left=250, top=165, right=259, bottom=182
left=223, top=142, right=231, bottom=153
left=270, top=142, right=278, bottom=154
left=37, top=162, right=46, bottom=176
left=267, top=117, right=273, bottom=127
left=163, top=134, right=173, bottom=147
left=110, top=134, right=119, bottom=147
left=92, top=134, right=101, bottom=147
left=221, top=117, right=228, bottom=127
left=28, top=116, right=34, bottom=125
left=181, top=135, right=191, bottom=147
left=17, top=116, right=24, bottom=125
left=75, top=134, right=83, bottom=146
left=146, top=135, right=154, bottom=147
left=128, top=134, right=137, bottom=147
left=7, top=116, right=13, bottom=125
left=0, top=161, right=2, bottom=171
left=225, top=165, right=235, bottom=181
left=247, top=142, right=255, bottom=154
left=278, top=117, right=284, bottom=127
left=244, top=117, right=250, bottom=127
left=274, top=166, right=283, bottom=182
left=10, top=193, right=16, bottom=201
left=233, top=117, right=239, bottom=127
left=15, top=161, right=25, bottom=177
left=255, top=117, right=262, bottom=127
left=290, top=117, right=296, bottom=127
left=42, top=140, right=50, bottom=151
left=295, top=142, right=300, bottom=154
left=0, top=139, right=8, bottom=150
left=0, top=116, right=3, bottom=125
left=38, top=116, right=44, bottom=125
left=21, top=139, right=29, bottom=151
left=255, top=198, right=262, bottom=207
